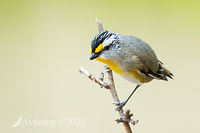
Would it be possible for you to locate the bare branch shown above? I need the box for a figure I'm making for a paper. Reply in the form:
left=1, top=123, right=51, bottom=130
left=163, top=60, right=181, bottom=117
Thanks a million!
left=79, top=18, right=137, bottom=133
left=96, top=19, right=134, bottom=133
left=99, top=72, right=104, bottom=81
left=116, top=109, right=139, bottom=126
left=79, top=67, right=110, bottom=89
left=105, top=66, right=133, bottom=133
left=96, top=18, right=104, bottom=32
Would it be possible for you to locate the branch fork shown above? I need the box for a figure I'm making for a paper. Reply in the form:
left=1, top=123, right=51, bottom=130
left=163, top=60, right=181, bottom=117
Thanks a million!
left=116, top=109, right=139, bottom=126
left=79, top=66, right=138, bottom=126
left=79, top=67, right=110, bottom=89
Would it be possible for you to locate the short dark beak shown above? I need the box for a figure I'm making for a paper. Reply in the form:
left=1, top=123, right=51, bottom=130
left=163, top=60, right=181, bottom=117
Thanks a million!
left=89, top=53, right=98, bottom=60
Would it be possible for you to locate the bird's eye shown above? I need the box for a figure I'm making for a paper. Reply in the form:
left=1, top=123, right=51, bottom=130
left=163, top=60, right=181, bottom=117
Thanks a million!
left=104, top=45, right=110, bottom=50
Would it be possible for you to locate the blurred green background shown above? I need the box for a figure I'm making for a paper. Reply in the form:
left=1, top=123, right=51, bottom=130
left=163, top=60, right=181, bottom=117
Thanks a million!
left=0, top=0, right=200, bottom=132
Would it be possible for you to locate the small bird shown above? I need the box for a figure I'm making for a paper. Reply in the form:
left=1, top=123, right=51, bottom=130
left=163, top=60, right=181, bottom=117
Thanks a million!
left=90, top=30, right=173, bottom=110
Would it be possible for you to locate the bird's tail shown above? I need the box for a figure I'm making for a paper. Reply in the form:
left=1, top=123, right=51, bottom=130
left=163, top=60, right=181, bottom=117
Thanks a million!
left=162, top=65, right=174, bottom=79
left=145, top=63, right=173, bottom=81
left=143, top=61, right=173, bottom=81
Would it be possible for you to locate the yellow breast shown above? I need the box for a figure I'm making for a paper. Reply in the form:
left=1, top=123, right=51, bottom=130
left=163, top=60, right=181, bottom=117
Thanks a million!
left=96, top=57, right=152, bottom=84
left=96, top=57, right=124, bottom=74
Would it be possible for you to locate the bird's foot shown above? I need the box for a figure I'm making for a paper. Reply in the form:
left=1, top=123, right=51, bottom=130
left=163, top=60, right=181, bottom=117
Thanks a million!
left=112, top=101, right=126, bottom=111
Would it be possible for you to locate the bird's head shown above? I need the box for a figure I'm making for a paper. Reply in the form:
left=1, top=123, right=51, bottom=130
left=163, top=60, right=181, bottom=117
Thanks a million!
left=89, top=30, right=118, bottom=60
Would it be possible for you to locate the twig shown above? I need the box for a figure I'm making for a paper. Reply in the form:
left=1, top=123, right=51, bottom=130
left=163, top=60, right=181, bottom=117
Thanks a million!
left=116, top=109, right=139, bottom=126
left=96, top=18, right=134, bottom=133
left=79, top=67, right=109, bottom=89
left=99, top=72, right=104, bottom=81
left=105, top=66, right=133, bottom=133
left=96, top=18, right=104, bottom=32
left=79, top=18, right=137, bottom=133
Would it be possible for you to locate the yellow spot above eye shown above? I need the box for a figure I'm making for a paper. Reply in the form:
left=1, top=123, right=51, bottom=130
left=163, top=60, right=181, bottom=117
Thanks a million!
left=95, top=43, right=103, bottom=53
left=90, top=46, right=92, bottom=53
